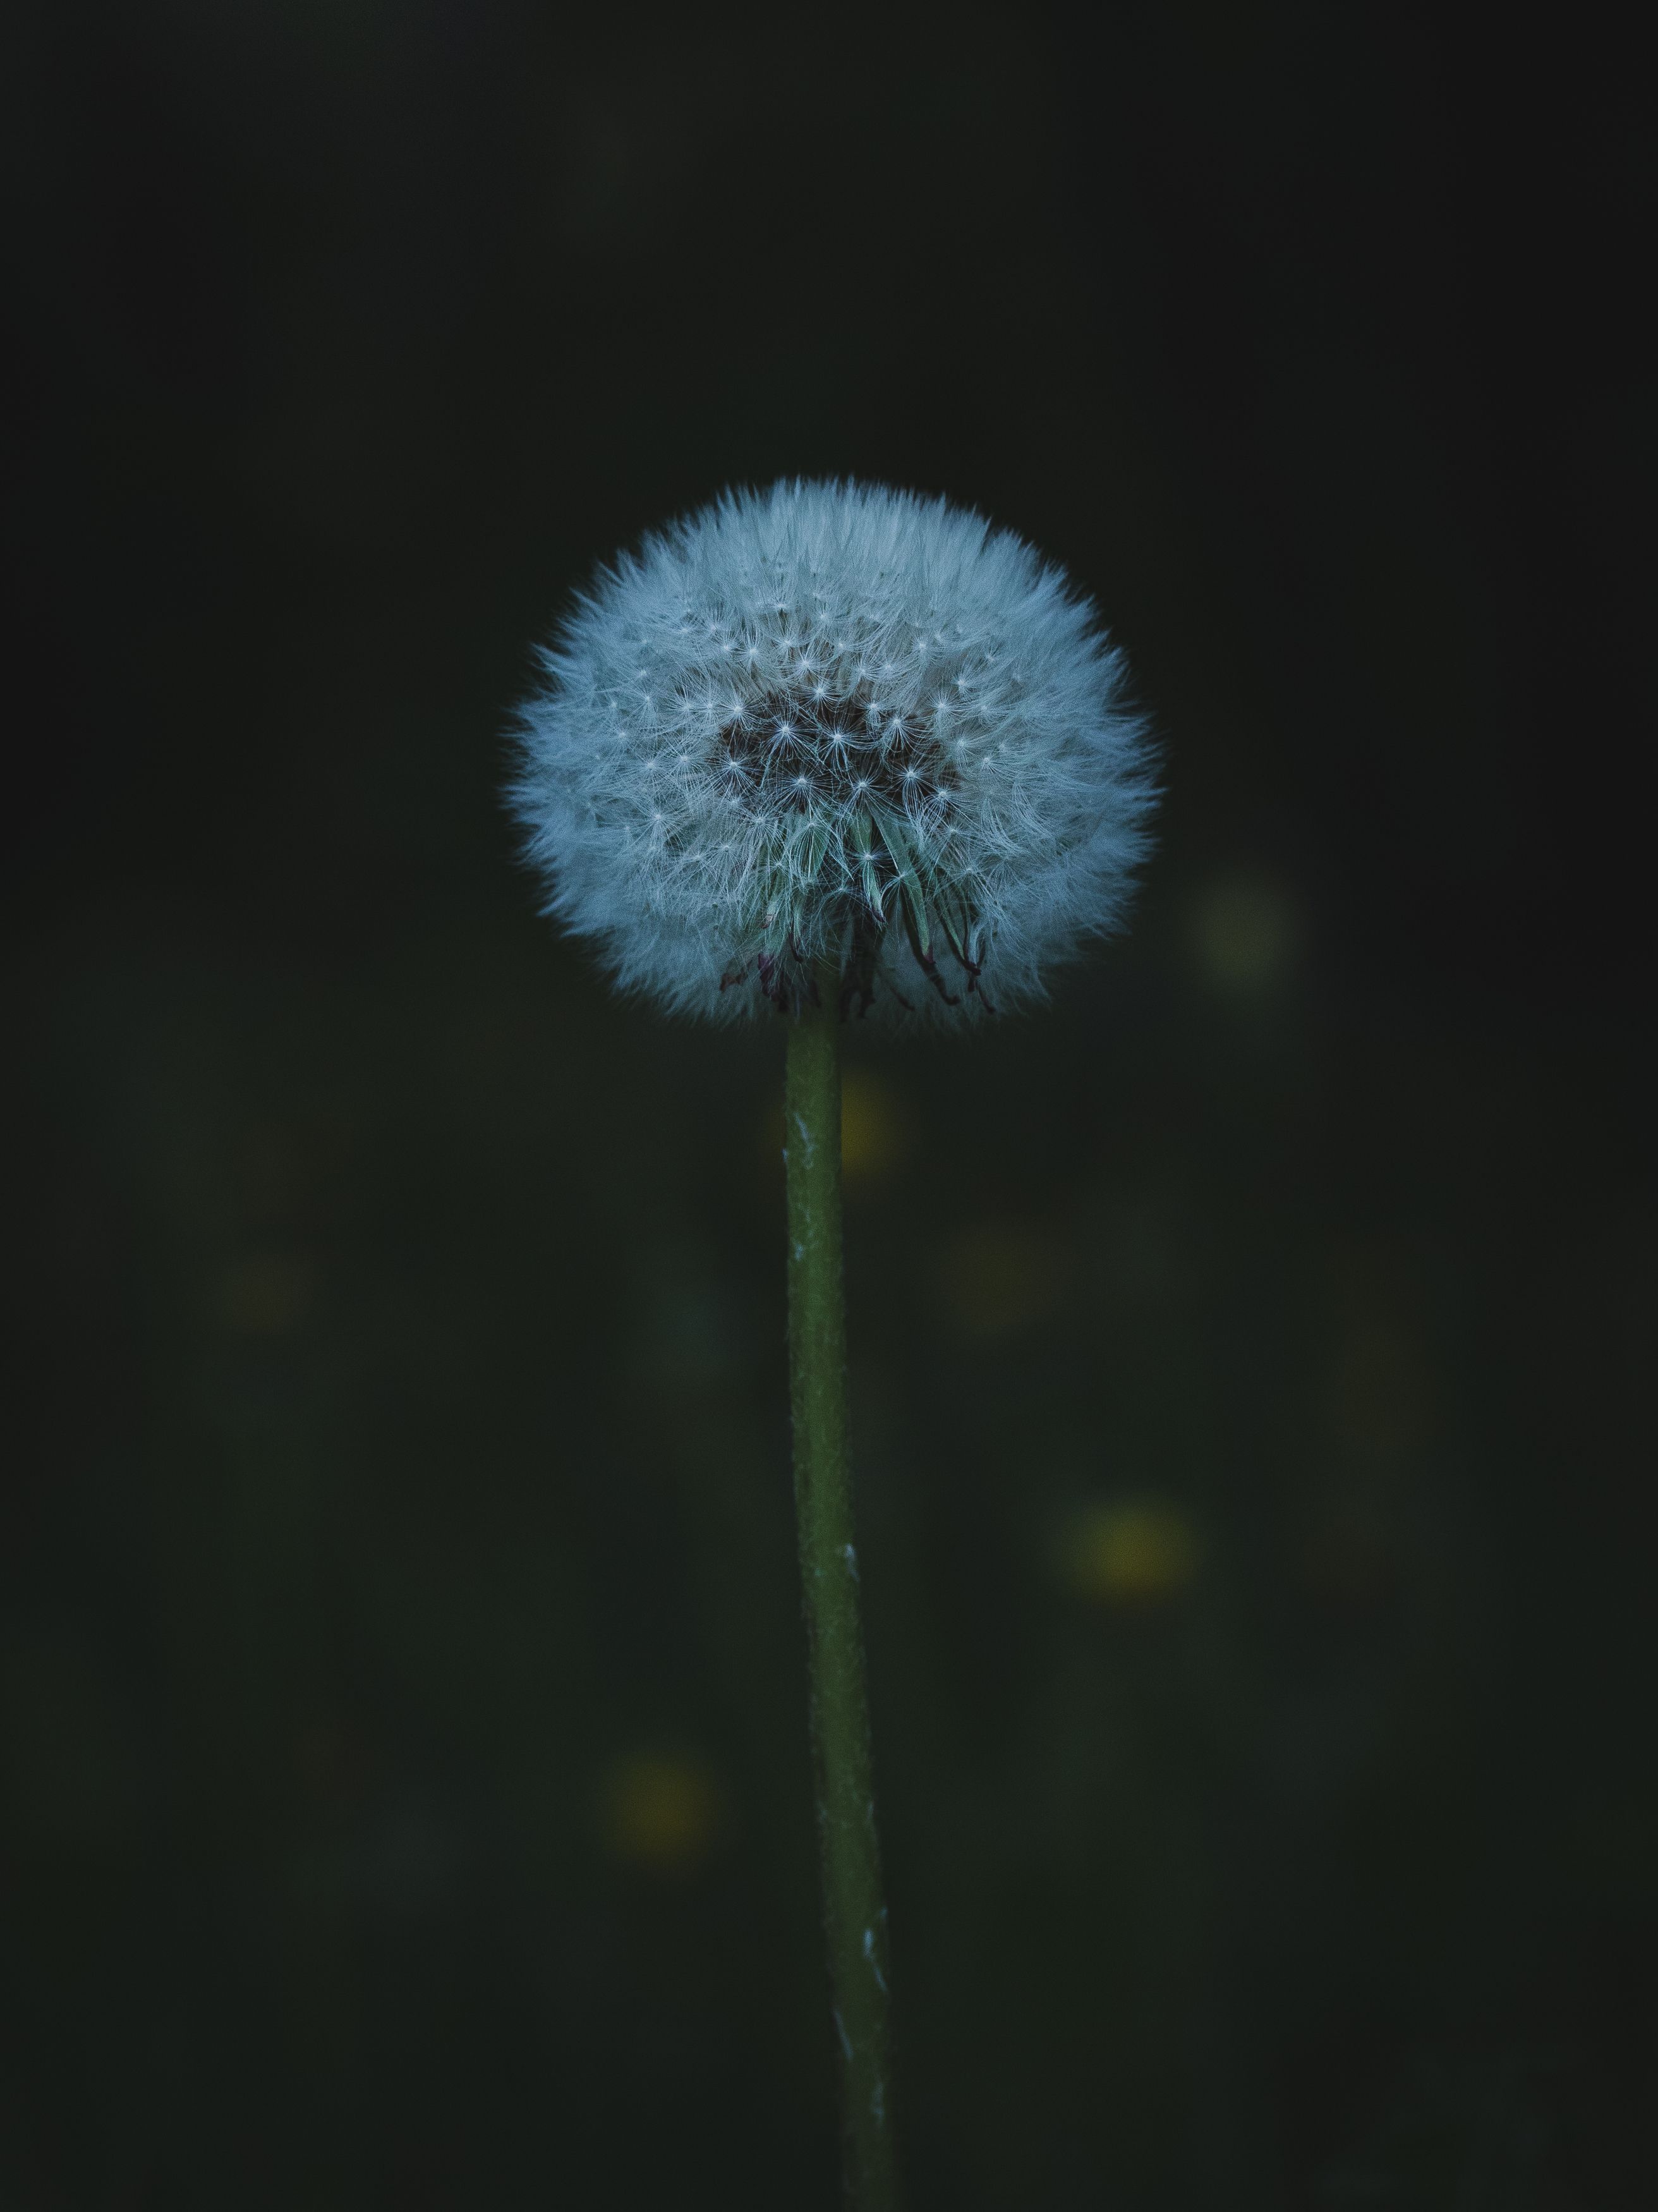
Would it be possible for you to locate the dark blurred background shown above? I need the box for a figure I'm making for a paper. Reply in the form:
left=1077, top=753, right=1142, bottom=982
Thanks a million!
left=4, top=2, right=1652, bottom=2205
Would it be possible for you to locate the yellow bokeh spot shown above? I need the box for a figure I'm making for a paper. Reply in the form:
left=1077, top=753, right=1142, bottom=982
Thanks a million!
left=942, top=1222, right=1064, bottom=1337
left=1329, top=1323, right=1436, bottom=1455
left=839, top=1067, right=907, bottom=1187
left=1058, top=1500, right=1199, bottom=1607
left=219, top=1253, right=313, bottom=1335
left=1191, top=874, right=1300, bottom=995
left=761, top=1071, right=907, bottom=1188
left=600, top=1753, right=726, bottom=1877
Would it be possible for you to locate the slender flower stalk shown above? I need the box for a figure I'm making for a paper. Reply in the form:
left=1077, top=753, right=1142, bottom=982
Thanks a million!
left=784, top=964, right=898, bottom=2208
left=508, top=479, right=1156, bottom=2207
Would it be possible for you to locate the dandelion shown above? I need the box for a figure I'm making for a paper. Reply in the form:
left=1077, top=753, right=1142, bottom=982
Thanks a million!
left=510, top=479, right=1155, bottom=1023
left=509, top=480, right=1158, bottom=2211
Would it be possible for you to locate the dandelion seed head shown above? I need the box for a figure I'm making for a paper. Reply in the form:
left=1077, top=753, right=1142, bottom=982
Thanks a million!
left=508, top=479, right=1158, bottom=1024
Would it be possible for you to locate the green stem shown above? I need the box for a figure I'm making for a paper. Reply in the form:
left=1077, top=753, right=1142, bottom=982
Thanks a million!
left=784, top=971, right=902, bottom=2211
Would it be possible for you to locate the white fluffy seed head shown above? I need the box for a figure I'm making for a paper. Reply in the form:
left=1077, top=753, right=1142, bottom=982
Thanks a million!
left=509, top=479, right=1158, bottom=1026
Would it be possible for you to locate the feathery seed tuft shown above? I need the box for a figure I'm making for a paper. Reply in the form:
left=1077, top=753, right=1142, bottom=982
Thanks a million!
left=509, top=479, right=1158, bottom=1024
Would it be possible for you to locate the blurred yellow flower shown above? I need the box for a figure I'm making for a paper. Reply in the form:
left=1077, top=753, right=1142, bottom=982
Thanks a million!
left=839, top=1067, right=907, bottom=1188
left=941, top=1222, right=1065, bottom=1337
left=1329, top=1322, right=1436, bottom=1455
left=1056, top=1500, right=1199, bottom=1606
left=761, top=1069, right=908, bottom=1190
left=1190, top=872, right=1300, bottom=995
left=218, top=1252, right=314, bottom=1335
left=599, top=1751, right=727, bottom=1877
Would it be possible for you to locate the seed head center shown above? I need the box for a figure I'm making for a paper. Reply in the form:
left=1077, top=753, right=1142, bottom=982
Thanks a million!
left=719, top=685, right=952, bottom=815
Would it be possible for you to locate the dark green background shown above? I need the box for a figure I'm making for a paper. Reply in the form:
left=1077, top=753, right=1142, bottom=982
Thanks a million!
left=5, top=3, right=1651, bottom=2205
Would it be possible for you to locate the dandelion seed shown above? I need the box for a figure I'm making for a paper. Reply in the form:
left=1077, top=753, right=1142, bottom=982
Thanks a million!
left=509, top=478, right=1157, bottom=1024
